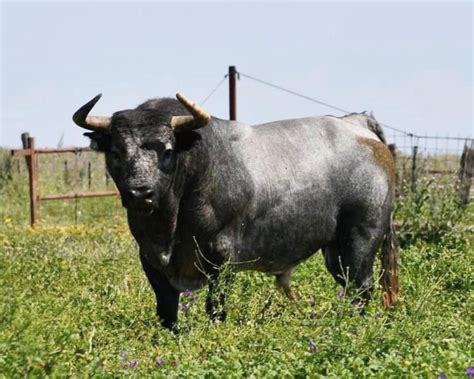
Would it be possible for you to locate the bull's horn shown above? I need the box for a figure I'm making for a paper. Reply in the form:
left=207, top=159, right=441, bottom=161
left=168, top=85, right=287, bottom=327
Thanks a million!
left=171, top=93, right=211, bottom=133
left=72, top=94, right=111, bottom=131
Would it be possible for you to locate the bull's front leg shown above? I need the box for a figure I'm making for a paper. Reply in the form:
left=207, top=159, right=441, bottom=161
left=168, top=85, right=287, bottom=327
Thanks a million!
left=139, top=254, right=179, bottom=331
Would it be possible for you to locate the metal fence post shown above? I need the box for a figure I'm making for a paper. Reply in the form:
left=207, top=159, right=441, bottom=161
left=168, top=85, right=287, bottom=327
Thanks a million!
left=411, top=145, right=418, bottom=193
left=229, top=65, right=237, bottom=121
left=64, top=160, right=70, bottom=186
left=459, top=142, right=473, bottom=204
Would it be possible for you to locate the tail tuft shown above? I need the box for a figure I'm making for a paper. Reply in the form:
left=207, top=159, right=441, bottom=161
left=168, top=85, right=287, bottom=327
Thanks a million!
left=380, top=218, right=400, bottom=308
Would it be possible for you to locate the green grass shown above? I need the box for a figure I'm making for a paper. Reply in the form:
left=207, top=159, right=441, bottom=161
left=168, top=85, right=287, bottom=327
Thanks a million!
left=0, top=151, right=473, bottom=377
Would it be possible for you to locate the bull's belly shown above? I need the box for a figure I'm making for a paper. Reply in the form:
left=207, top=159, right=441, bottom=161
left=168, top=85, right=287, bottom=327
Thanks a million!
left=232, top=247, right=321, bottom=275
left=233, top=234, right=324, bottom=274
left=232, top=205, right=337, bottom=274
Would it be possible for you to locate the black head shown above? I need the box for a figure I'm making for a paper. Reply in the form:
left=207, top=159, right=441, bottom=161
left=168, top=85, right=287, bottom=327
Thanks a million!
left=73, top=93, right=210, bottom=215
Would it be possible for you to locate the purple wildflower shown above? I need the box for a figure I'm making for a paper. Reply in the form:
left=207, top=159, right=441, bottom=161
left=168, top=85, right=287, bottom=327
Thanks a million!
left=129, top=359, right=138, bottom=368
left=466, top=366, right=474, bottom=377
left=309, top=338, right=317, bottom=353
left=183, top=289, right=192, bottom=297
left=179, top=302, right=190, bottom=311
left=309, top=310, right=316, bottom=319
left=337, top=290, right=345, bottom=298
left=437, top=373, right=447, bottom=379
left=155, top=358, right=165, bottom=367
left=351, top=299, right=361, bottom=307
left=310, top=297, right=316, bottom=306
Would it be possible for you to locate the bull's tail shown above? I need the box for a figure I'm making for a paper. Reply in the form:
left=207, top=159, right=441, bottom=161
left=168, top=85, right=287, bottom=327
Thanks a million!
left=367, top=112, right=387, bottom=144
left=380, top=216, right=400, bottom=308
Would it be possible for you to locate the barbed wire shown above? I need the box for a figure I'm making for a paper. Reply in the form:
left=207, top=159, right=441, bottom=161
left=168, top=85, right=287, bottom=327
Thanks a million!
left=200, top=75, right=228, bottom=105
left=238, top=71, right=413, bottom=136
left=239, top=72, right=350, bottom=115
left=201, top=70, right=472, bottom=143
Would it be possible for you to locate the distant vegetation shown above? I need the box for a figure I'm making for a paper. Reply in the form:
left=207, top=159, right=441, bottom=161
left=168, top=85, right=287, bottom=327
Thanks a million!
left=0, top=150, right=472, bottom=377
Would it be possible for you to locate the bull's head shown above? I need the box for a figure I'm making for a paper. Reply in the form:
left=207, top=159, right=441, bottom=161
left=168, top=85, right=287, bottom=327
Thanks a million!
left=72, top=93, right=211, bottom=216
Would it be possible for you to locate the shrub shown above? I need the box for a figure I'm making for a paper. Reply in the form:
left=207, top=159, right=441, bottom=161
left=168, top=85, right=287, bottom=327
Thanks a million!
left=395, top=175, right=465, bottom=247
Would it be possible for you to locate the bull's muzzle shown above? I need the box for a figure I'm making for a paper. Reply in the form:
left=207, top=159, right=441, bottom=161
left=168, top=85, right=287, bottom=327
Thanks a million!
left=122, top=186, right=155, bottom=214
left=158, top=251, right=172, bottom=266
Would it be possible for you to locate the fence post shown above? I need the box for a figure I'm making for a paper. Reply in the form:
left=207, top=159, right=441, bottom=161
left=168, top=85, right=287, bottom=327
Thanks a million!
left=459, top=142, right=473, bottom=204
left=64, top=160, right=69, bottom=186
left=88, top=162, right=92, bottom=189
left=411, top=145, right=418, bottom=193
left=21, top=132, right=30, bottom=170
left=26, top=137, right=39, bottom=227
left=105, top=167, right=110, bottom=187
left=229, top=65, right=237, bottom=121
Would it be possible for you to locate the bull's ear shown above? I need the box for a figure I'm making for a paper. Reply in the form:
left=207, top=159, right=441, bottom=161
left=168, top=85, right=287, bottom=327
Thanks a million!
left=83, top=132, right=110, bottom=152
left=174, top=130, right=201, bottom=152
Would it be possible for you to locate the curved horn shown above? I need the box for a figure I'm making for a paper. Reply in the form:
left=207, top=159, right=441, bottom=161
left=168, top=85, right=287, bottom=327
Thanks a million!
left=72, top=94, right=111, bottom=131
left=171, top=93, right=211, bottom=133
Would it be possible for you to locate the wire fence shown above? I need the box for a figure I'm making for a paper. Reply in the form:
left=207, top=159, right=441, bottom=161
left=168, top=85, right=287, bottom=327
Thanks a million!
left=228, top=70, right=473, bottom=200
left=5, top=69, right=473, bottom=227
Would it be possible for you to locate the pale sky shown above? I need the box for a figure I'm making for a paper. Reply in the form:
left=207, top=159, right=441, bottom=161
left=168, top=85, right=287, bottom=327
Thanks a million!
left=1, top=1, right=472, bottom=148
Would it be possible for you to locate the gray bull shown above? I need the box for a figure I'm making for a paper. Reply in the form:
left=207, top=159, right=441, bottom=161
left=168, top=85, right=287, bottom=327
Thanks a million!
left=73, top=93, right=399, bottom=330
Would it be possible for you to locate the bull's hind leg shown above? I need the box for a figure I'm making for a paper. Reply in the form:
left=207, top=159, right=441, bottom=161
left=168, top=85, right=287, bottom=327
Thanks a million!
left=323, top=210, right=387, bottom=302
left=275, top=269, right=297, bottom=301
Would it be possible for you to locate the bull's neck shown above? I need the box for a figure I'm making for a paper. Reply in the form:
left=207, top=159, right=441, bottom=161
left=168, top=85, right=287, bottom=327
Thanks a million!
left=176, top=119, right=242, bottom=195
left=174, top=119, right=254, bottom=235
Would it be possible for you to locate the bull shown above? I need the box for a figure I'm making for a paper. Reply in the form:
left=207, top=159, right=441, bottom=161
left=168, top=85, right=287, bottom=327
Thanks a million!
left=72, top=93, right=399, bottom=330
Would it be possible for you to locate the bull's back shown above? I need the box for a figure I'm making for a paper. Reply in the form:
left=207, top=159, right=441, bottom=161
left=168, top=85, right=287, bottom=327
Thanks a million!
left=237, top=116, right=384, bottom=207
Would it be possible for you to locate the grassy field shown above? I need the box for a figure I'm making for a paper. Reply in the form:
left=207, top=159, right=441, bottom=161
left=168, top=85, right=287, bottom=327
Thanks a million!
left=0, top=150, right=473, bottom=378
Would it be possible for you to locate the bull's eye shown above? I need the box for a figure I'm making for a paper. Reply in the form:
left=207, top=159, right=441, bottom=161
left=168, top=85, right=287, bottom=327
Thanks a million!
left=141, top=142, right=160, bottom=151
left=162, top=149, right=172, bottom=160
left=159, top=149, right=175, bottom=173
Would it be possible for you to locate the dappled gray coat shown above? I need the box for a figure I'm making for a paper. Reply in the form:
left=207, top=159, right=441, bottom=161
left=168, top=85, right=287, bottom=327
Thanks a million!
left=73, top=93, right=399, bottom=330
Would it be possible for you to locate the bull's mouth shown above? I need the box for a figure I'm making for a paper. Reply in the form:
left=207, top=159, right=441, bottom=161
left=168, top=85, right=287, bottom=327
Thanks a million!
left=123, top=199, right=155, bottom=216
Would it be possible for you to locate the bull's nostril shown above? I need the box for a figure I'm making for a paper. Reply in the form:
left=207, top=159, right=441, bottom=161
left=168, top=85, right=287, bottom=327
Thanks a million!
left=144, top=189, right=154, bottom=199
left=128, top=189, right=138, bottom=199
left=128, top=187, right=154, bottom=201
